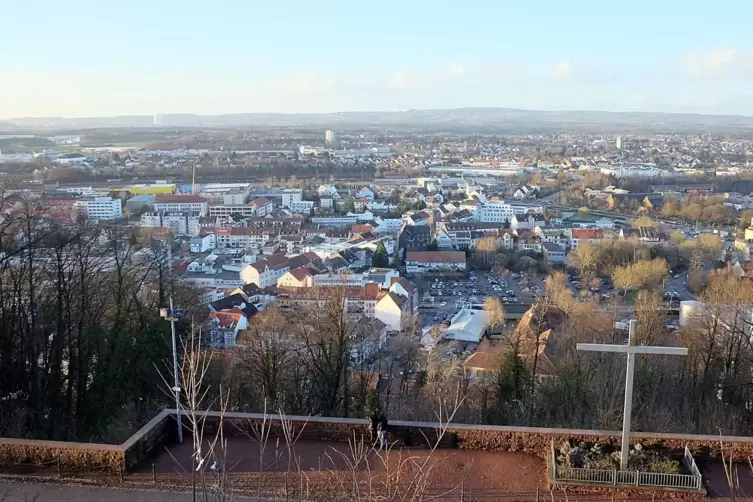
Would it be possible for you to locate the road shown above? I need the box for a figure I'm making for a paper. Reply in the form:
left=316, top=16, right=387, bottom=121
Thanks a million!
left=666, top=272, right=695, bottom=302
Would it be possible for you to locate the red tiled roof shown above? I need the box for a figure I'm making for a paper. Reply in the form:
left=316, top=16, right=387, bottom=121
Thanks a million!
left=572, top=229, right=603, bottom=239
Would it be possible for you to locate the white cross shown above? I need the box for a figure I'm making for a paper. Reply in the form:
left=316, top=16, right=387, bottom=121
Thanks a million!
left=577, top=319, right=688, bottom=470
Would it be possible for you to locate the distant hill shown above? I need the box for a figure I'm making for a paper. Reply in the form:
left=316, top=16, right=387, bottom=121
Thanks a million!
left=4, top=107, right=753, bottom=133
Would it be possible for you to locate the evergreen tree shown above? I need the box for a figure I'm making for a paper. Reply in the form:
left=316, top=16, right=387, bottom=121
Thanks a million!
left=372, top=241, right=389, bottom=267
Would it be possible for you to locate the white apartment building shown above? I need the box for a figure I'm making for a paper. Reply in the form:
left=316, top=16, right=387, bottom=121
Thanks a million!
left=75, top=197, right=123, bottom=220
left=190, top=234, right=217, bottom=253
left=289, top=200, right=315, bottom=214
left=209, top=204, right=258, bottom=217
left=240, top=254, right=291, bottom=288
left=214, top=227, right=277, bottom=249
left=474, top=201, right=514, bottom=222
left=312, top=273, right=366, bottom=288
left=154, top=195, right=208, bottom=216
left=474, top=201, right=544, bottom=223
left=141, top=212, right=200, bottom=236
left=281, top=189, right=303, bottom=208
left=222, top=186, right=251, bottom=205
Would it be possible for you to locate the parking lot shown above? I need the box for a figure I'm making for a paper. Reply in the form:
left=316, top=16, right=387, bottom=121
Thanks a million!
left=419, top=271, right=531, bottom=327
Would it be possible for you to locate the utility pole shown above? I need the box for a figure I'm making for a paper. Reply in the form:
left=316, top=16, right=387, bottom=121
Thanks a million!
left=161, top=297, right=184, bottom=443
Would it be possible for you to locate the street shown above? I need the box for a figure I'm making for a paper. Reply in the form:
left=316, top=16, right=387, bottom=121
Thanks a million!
left=666, top=271, right=694, bottom=302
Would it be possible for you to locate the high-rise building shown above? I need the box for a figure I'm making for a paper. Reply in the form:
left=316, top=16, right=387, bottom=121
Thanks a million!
left=615, top=136, right=622, bottom=149
left=325, top=129, right=337, bottom=144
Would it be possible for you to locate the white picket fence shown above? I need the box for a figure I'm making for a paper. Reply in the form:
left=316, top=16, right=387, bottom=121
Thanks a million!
left=550, top=441, right=703, bottom=492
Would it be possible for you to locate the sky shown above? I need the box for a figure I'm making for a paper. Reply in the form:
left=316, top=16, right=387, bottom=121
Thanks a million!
left=2, top=0, right=753, bottom=118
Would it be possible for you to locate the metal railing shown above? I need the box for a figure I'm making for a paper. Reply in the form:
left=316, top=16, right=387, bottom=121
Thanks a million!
left=550, top=440, right=703, bottom=492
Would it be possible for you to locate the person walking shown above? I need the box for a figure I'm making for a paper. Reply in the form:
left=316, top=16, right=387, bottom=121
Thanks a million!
left=369, top=411, right=379, bottom=445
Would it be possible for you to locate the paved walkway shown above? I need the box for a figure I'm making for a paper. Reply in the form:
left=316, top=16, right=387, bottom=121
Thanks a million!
left=0, top=481, right=257, bottom=501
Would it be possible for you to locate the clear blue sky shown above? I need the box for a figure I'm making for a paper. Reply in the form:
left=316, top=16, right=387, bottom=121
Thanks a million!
left=2, top=0, right=752, bottom=118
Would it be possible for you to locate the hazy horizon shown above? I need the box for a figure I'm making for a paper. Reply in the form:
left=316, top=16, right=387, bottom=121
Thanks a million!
left=5, top=105, right=753, bottom=122
left=2, top=1, right=752, bottom=119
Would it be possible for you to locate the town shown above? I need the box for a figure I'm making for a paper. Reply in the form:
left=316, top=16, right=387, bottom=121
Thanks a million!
left=2, top=124, right=753, bottom=499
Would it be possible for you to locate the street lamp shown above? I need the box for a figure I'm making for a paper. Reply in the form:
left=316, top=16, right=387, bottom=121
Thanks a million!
left=160, top=297, right=184, bottom=443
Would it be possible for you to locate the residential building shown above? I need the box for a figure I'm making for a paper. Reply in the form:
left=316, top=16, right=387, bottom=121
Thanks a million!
left=516, top=231, right=542, bottom=253
left=389, top=277, right=419, bottom=314
left=474, top=201, right=542, bottom=223
left=222, top=185, right=251, bottom=205
left=374, top=292, right=411, bottom=331
left=570, top=229, right=605, bottom=249
left=75, top=196, right=123, bottom=220
left=398, top=224, right=432, bottom=253
left=542, top=242, right=566, bottom=263
left=365, top=268, right=401, bottom=289
left=275, top=283, right=382, bottom=319
left=356, top=187, right=375, bottom=201
left=154, top=195, right=208, bottom=216
left=190, top=234, right=217, bottom=253
left=208, top=204, right=258, bottom=218
left=240, top=251, right=321, bottom=288
left=240, top=253, right=291, bottom=288
left=141, top=212, right=200, bottom=236
left=277, top=267, right=314, bottom=288
left=289, top=200, right=315, bottom=214
left=214, top=227, right=279, bottom=249
left=250, top=197, right=273, bottom=217
left=313, top=273, right=366, bottom=288
left=511, top=213, right=547, bottom=231
left=464, top=351, right=502, bottom=380
left=281, top=189, right=303, bottom=208
left=404, top=251, right=466, bottom=274
left=535, top=227, right=570, bottom=250
left=317, top=185, right=339, bottom=197
left=405, top=210, right=431, bottom=226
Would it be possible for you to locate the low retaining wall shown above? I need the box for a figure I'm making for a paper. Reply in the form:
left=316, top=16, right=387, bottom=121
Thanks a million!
left=2, top=409, right=753, bottom=475
left=175, top=411, right=753, bottom=460
left=0, top=437, right=124, bottom=474
left=122, top=409, right=173, bottom=470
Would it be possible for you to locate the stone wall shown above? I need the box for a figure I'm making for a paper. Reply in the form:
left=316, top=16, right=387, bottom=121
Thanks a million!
left=122, top=409, right=173, bottom=470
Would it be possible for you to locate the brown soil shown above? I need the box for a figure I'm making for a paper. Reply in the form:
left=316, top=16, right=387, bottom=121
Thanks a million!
left=142, top=435, right=547, bottom=496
